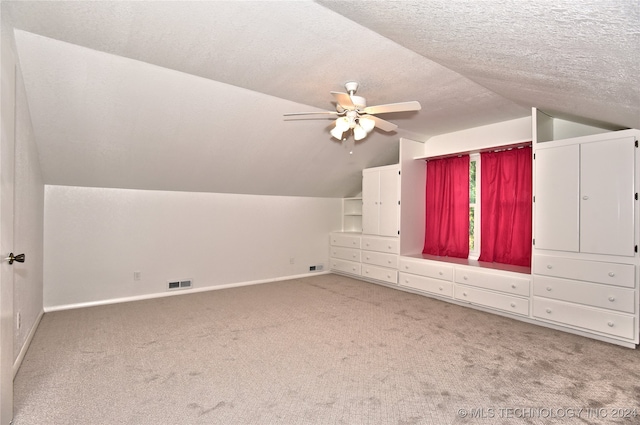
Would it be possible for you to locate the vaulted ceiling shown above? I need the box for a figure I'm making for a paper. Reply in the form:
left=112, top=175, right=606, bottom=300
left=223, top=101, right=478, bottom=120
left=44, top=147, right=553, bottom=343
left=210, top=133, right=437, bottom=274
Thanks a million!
left=3, top=1, right=638, bottom=197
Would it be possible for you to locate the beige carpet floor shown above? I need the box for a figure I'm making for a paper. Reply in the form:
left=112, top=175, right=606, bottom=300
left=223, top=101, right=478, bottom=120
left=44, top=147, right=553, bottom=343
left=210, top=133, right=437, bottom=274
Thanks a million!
left=12, top=274, right=640, bottom=424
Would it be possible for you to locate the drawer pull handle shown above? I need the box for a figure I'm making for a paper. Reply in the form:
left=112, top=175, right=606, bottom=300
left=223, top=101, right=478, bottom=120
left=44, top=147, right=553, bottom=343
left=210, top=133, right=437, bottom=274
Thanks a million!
left=366, top=256, right=370, bottom=260
left=510, top=303, right=516, bottom=308
left=607, top=321, right=614, bottom=327
left=463, top=276, right=468, bottom=280
left=439, top=287, right=443, bottom=291
left=405, top=265, right=409, bottom=270
left=582, top=195, right=589, bottom=200
left=511, top=284, right=516, bottom=289
left=546, top=286, right=552, bottom=291
left=608, top=272, right=615, bottom=277
left=463, top=292, right=468, bottom=297
left=608, top=296, right=615, bottom=302
left=439, top=271, right=443, bottom=275
left=405, top=279, right=409, bottom=284
left=546, top=308, right=552, bottom=314
left=388, top=245, right=392, bottom=249
left=546, top=264, right=553, bottom=269
left=386, top=274, right=391, bottom=279
left=388, top=260, right=392, bottom=264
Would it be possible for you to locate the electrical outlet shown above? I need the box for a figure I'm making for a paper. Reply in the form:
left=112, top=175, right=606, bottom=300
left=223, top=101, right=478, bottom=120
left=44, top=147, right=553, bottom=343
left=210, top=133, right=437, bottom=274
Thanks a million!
left=133, top=271, right=141, bottom=281
left=289, top=257, right=295, bottom=264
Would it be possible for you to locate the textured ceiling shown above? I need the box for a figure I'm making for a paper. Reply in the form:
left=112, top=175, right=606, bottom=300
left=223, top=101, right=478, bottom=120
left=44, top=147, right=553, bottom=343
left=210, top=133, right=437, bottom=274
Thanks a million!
left=3, top=1, right=638, bottom=197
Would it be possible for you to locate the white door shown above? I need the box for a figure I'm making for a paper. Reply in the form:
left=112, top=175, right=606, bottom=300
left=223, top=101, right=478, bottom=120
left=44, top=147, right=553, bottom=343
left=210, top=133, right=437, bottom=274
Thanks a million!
left=0, top=58, right=16, bottom=424
left=580, top=136, right=636, bottom=256
left=378, top=166, right=399, bottom=237
left=534, top=144, right=580, bottom=252
left=362, top=170, right=379, bottom=235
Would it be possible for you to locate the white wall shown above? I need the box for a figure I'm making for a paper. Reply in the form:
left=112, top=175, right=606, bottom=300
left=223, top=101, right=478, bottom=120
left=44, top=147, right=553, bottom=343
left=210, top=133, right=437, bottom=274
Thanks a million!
left=44, top=186, right=341, bottom=310
left=422, top=116, right=532, bottom=157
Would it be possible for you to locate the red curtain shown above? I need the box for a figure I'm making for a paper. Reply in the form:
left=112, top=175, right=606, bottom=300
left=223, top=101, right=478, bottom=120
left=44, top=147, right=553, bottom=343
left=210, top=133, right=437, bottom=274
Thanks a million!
left=478, top=147, right=532, bottom=267
left=423, top=155, right=469, bottom=258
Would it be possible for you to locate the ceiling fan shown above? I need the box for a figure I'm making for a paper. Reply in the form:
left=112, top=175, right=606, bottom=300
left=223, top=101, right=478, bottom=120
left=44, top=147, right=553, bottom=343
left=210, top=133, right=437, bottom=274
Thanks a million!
left=284, top=81, right=421, bottom=141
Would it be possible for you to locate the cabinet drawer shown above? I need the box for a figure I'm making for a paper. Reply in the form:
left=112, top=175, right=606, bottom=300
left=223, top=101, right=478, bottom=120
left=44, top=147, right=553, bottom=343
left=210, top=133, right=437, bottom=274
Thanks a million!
left=533, top=275, right=635, bottom=314
left=361, top=264, right=397, bottom=284
left=399, top=272, right=453, bottom=298
left=330, top=259, right=361, bottom=276
left=330, top=233, right=361, bottom=249
left=533, top=297, right=635, bottom=340
left=534, top=255, right=634, bottom=288
left=455, top=284, right=529, bottom=316
left=361, top=236, right=399, bottom=254
left=398, top=258, right=453, bottom=281
left=330, top=247, right=361, bottom=262
left=362, top=251, right=398, bottom=268
left=455, top=268, right=530, bottom=297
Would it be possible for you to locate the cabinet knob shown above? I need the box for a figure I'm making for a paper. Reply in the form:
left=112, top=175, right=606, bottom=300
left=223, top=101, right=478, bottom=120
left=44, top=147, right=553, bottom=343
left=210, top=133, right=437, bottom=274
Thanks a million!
left=439, top=271, right=443, bottom=276
left=439, top=286, right=443, bottom=291
left=608, top=296, right=615, bottom=302
left=607, top=321, right=614, bottom=327
left=405, top=279, right=409, bottom=284
left=546, top=286, right=552, bottom=291
left=462, top=292, right=468, bottom=297
left=405, top=265, right=409, bottom=270
left=546, top=308, right=552, bottom=314
left=354, top=255, right=358, bottom=259
left=608, top=272, right=615, bottom=277
left=386, top=274, right=391, bottom=278
left=511, top=284, right=516, bottom=289
left=510, top=303, right=516, bottom=308
left=582, top=195, right=589, bottom=200
left=463, top=276, right=468, bottom=280
left=546, top=264, right=553, bottom=269
left=366, top=256, right=370, bottom=260
left=387, top=260, right=392, bottom=264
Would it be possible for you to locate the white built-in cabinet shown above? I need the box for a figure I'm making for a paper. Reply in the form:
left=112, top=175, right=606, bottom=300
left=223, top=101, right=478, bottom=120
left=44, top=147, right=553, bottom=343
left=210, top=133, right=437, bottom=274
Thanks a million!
left=532, top=130, right=639, bottom=347
left=330, top=164, right=399, bottom=285
left=362, top=165, right=400, bottom=237
left=534, top=135, right=635, bottom=256
left=329, top=124, right=639, bottom=348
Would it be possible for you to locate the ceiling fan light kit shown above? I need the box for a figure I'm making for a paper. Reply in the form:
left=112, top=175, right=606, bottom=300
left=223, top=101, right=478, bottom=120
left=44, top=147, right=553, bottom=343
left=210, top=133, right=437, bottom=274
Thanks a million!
left=284, top=81, right=421, bottom=144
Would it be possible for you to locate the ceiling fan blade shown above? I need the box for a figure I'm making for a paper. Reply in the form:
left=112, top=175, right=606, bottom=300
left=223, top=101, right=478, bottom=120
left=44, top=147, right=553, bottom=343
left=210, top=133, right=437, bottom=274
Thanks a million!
left=283, top=111, right=340, bottom=117
left=363, top=101, right=421, bottom=115
left=366, top=115, right=398, bottom=132
left=331, top=91, right=355, bottom=110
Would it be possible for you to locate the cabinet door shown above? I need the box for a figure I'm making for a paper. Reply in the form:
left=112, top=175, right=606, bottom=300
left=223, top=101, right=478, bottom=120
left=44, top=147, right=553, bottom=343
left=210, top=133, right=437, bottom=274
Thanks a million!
left=580, top=137, right=635, bottom=256
left=362, top=170, right=379, bottom=235
left=378, top=167, right=399, bottom=236
left=534, top=144, right=580, bottom=252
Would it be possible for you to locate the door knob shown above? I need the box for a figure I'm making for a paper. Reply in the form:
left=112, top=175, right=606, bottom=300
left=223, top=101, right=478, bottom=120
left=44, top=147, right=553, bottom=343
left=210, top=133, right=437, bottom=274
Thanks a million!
left=5, top=253, right=25, bottom=264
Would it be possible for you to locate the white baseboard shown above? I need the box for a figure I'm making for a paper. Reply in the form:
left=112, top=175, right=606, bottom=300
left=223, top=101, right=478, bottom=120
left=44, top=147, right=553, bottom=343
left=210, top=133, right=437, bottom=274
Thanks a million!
left=43, top=271, right=330, bottom=313
left=14, top=309, right=44, bottom=379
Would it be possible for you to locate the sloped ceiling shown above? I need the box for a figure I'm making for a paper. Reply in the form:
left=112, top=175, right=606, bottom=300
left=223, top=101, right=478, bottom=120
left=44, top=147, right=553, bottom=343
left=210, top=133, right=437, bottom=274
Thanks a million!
left=3, top=1, right=639, bottom=197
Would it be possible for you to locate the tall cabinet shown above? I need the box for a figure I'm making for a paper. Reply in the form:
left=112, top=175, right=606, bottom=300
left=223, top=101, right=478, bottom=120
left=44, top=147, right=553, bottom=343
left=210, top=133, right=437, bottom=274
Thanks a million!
left=362, top=165, right=400, bottom=237
left=532, top=130, right=639, bottom=347
left=330, top=164, right=400, bottom=286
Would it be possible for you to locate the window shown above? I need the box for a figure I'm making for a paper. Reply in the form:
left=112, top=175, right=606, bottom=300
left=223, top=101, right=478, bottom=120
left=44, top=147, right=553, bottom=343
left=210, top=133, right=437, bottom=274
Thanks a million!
left=468, top=154, right=480, bottom=260
left=424, top=145, right=532, bottom=267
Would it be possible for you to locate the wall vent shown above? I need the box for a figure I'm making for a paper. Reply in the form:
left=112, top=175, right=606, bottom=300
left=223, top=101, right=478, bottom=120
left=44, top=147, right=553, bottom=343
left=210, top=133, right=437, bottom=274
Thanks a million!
left=309, top=264, right=324, bottom=272
left=168, top=279, right=193, bottom=291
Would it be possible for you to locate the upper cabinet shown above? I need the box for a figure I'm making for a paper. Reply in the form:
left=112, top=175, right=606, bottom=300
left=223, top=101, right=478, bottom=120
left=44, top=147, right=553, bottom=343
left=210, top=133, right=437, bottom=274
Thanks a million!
left=362, top=165, right=400, bottom=237
left=534, top=134, right=637, bottom=257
